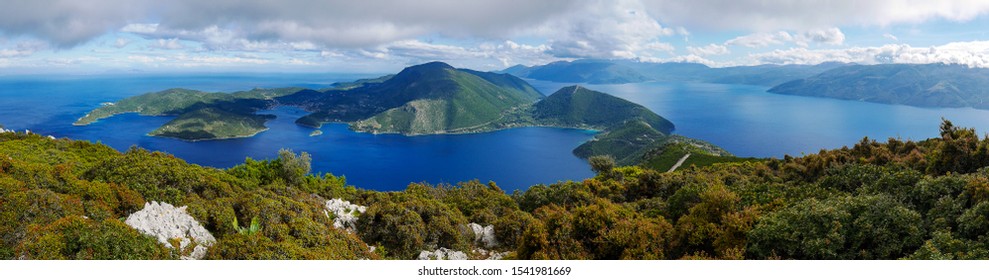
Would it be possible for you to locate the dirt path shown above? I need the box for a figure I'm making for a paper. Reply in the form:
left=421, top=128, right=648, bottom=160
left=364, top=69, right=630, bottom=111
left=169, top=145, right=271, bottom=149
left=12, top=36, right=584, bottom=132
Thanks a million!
left=667, top=153, right=691, bottom=173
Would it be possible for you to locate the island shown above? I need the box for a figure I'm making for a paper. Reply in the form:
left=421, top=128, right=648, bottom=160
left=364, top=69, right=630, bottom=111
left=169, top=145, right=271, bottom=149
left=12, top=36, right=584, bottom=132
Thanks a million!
left=501, top=58, right=851, bottom=86
left=768, top=63, right=989, bottom=109
left=76, top=61, right=732, bottom=164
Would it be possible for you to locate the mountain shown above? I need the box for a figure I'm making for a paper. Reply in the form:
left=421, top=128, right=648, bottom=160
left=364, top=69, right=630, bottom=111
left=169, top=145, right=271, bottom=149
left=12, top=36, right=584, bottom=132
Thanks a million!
left=503, top=59, right=849, bottom=86
left=526, top=86, right=679, bottom=164
left=708, top=62, right=854, bottom=86
left=74, top=88, right=302, bottom=139
left=532, top=85, right=674, bottom=134
left=768, top=63, right=989, bottom=109
left=282, top=61, right=543, bottom=135
left=504, top=60, right=652, bottom=84
left=149, top=107, right=275, bottom=140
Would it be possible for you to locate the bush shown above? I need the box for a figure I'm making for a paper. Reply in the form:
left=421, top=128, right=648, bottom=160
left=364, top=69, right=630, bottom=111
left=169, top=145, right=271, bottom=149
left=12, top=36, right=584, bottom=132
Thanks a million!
left=747, top=195, right=923, bottom=259
left=16, top=216, right=171, bottom=260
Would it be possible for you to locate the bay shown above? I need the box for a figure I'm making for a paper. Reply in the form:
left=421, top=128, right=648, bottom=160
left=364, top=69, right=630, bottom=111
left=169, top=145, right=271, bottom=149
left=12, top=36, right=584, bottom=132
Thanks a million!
left=528, top=80, right=989, bottom=158
left=0, top=74, right=596, bottom=191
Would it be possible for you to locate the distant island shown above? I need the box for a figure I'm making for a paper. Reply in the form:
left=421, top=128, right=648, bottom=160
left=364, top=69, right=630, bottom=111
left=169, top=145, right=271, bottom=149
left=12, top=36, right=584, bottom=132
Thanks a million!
left=75, top=61, right=730, bottom=164
left=768, top=63, right=989, bottom=109
left=501, top=59, right=851, bottom=86
left=508, top=60, right=989, bottom=111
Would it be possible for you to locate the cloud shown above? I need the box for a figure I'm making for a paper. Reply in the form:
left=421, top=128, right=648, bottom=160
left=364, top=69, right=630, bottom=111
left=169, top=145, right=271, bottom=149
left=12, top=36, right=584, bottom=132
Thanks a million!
left=687, top=44, right=729, bottom=56
left=113, top=38, right=130, bottom=48
left=543, top=0, right=677, bottom=59
left=347, top=39, right=554, bottom=69
left=726, top=32, right=794, bottom=48
left=795, top=28, right=845, bottom=46
left=0, top=0, right=142, bottom=47
left=884, top=33, right=899, bottom=41
left=726, top=28, right=844, bottom=48
left=150, top=38, right=184, bottom=50
left=639, top=54, right=717, bottom=66
left=0, top=40, right=48, bottom=58
left=747, top=41, right=989, bottom=67
left=1, top=0, right=579, bottom=49
left=642, top=0, right=989, bottom=31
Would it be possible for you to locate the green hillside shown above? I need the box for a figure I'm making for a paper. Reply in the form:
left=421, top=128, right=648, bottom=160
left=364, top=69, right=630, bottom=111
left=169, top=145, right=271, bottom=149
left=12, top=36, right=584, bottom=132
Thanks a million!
left=74, top=88, right=229, bottom=125
left=284, top=62, right=543, bottom=135
left=149, top=107, right=275, bottom=140
left=640, top=139, right=762, bottom=172
left=532, top=85, right=674, bottom=134
left=768, top=63, right=989, bottom=109
left=75, top=87, right=303, bottom=140
left=7, top=120, right=989, bottom=260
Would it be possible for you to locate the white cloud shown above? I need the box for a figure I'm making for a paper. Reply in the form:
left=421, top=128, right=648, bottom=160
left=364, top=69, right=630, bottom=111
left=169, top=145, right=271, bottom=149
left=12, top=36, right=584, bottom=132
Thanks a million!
left=543, top=0, right=677, bottom=60
left=747, top=41, right=989, bottom=67
left=349, top=39, right=555, bottom=69
left=726, top=32, right=793, bottom=48
left=726, top=28, right=844, bottom=48
left=0, top=40, right=48, bottom=58
left=639, top=54, right=718, bottom=66
left=687, top=44, right=729, bottom=56
left=113, top=38, right=130, bottom=48
left=150, top=38, right=184, bottom=50
left=795, top=28, right=845, bottom=46
left=643, top=0, right=989, bottom=31
left=884, top=33, right=899, bottom=41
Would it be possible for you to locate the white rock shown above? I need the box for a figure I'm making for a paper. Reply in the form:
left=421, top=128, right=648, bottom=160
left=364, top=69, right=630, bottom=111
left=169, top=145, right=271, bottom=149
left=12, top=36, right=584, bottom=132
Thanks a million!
left=418, top=248, right=468, bottom=260
left=324, top=198, right=366, bottom=232
left=125, top=201, right=216, bottom=260
left=472, top=248, right=511, bottom=260
left=47, top=135, right=55, bottom=140
left=468, top=223, right=498, bottom=248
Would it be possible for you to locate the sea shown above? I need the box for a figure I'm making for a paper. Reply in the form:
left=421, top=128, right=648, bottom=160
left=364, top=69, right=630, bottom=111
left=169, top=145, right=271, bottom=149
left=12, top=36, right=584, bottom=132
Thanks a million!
left=4, top=73, right=989, bottom=191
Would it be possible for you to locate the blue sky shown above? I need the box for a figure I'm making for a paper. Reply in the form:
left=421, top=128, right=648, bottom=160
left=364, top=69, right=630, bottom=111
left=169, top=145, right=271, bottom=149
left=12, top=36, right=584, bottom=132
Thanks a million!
left=2, top=0, right=989, bottom=74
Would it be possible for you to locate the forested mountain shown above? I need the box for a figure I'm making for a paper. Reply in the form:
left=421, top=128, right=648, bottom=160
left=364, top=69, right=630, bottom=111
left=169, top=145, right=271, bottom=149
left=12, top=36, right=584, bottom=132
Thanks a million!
left=503, top=59, right=849, bottom=86
left=76, top=62, right=544, bottom=139
left=6, top=120, right=989, bottom=260
left=531, top=85, right=674, bottom=134
left=768, top=63, right=989, bottom=109
left=285, top=62, right=543, bottom=135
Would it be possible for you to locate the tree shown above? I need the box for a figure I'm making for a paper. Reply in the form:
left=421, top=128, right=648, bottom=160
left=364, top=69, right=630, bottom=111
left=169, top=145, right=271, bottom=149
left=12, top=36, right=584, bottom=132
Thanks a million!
left=278, top=149, right=311, bottom=185
left=588, top=155, right=616, bottom=175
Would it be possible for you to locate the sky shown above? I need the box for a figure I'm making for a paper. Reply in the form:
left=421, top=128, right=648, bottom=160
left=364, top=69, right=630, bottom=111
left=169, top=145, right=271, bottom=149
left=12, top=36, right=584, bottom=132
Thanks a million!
left=2, top=0, right=989, bottom=74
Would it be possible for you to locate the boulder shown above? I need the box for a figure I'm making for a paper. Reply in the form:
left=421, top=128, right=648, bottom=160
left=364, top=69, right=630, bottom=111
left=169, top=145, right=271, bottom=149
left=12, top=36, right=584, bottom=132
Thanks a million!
left=125, top=201, right=216, bottom=260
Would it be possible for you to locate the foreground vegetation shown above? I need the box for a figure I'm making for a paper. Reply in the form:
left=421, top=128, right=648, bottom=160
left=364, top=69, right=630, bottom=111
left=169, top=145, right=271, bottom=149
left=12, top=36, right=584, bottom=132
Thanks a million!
left=4, top=119, right=989, bottom=259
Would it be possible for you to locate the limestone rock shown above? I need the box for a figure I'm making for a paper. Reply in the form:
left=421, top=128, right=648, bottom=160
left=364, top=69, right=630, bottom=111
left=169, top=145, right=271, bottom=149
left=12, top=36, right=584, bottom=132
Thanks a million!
left=469, top=223, right=498, bottom=248
left=473, top=248, right=511, bottom=260
left=125, top=201, right=216, bottom=260
left=324, top=198, right=366, bottom=232
left=418, top=248, right=468, bottom=260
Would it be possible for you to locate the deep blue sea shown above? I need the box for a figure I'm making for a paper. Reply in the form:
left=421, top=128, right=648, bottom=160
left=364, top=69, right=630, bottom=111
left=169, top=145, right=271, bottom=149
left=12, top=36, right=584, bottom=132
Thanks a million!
left=528, top=80, right=989, bottom=158
left=6, top=74, right=989, bottom=191
left=0, top=74, right=595, bottom=191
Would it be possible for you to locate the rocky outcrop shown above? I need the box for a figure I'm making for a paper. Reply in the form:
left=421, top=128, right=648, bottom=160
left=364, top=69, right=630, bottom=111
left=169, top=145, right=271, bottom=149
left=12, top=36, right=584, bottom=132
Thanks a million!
left=469, top=223, right=498, bottom=248
left=324, top=198, right=366, bottom=232
left=125, top=201, right=216, bottom=260
left=418, top=248, right=468, bottom=260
